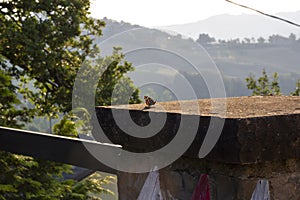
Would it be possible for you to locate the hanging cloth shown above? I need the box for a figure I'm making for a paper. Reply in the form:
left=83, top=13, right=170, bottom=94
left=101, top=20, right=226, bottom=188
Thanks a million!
left=137, top=168, right=163, bottom=200
left=251, top=179, right=270, bottom=200
left=191, top=174, right=211, bottom=200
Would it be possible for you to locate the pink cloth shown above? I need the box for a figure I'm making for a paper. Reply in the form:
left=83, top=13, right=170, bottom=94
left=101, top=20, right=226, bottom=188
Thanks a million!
left=191, top=174, right=211, bottom=200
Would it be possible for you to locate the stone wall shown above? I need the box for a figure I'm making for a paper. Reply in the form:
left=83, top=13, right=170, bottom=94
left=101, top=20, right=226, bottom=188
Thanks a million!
left=117, top=158, right=300, bottom=199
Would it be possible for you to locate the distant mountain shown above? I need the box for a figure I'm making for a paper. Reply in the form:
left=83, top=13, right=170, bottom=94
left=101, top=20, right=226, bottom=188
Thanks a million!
left=157, top=11, right=300, bottom=40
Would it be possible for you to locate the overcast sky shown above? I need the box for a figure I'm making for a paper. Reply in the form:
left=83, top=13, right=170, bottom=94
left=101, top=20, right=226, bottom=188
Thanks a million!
left=89, top=0, right=300, bottom=27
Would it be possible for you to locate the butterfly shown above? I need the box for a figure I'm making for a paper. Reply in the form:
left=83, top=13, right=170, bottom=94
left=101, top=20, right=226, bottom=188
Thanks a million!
left=144, top=96, right=156, bottom=107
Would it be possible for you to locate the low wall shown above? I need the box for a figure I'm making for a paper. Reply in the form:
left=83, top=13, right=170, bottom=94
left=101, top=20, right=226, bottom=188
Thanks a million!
left=94, top=96, right=300, bottom=200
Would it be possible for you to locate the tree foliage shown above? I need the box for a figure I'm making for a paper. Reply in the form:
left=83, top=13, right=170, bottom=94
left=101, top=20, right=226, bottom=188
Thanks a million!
left=95, top=47, right=141, bottom=106
left=246, top=69, right=300, bottom=96
left=245, top=69, right=281, bottom=96
left=291, top=79, right=300, bottom=96
left=0, top=0, right=141, bottom=199
left=197, top=32, right=299, bottom=45
left=0, top=0, right=105, bottom=115
left=196, top=33, right=216, bottom=45
left=0, top=70, right=33, bottom=128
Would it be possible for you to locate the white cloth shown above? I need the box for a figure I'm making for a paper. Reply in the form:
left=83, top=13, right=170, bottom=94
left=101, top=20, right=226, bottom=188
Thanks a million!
left=137, top=168, right=163, bottom=200
left=251, top=179, right=270, bottom=200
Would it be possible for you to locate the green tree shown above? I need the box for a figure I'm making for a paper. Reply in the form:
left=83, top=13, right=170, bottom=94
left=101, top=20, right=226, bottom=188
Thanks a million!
left=0, top=70, right=78, bottom=200
left=270, top=72, right=281, bottom=95
left=257, top=37, right=265, bottom=44
left=289, top=33, right=297, bottom=42
left=196, top=33, right=215, bottom=45
left=291, top=79, right=300, bottom=96
left=0, top=70, right=32, bottom=128
left=0, top=0, right=140, bottom=199
left=94, top=47, right=141, bottom=106
left=245, top=69, right=281, bottom=96
left=0, top=0, right=104, bottom=115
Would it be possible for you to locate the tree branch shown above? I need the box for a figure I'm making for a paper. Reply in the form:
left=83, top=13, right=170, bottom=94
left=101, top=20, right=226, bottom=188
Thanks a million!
left=225, top=0, right=300, bottom=27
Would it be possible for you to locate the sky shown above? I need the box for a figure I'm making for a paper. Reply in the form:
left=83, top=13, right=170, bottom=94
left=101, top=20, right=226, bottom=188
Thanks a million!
left=89, top=0, right=300, bottom=27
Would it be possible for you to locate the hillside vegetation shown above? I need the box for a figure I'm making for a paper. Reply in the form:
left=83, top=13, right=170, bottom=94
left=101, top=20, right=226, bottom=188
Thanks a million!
left=98, top=18, right=300, bottom=99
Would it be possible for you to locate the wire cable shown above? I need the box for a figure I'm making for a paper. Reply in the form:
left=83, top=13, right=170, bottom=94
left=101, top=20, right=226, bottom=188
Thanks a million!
left=225, top=0, right=300, bottom=27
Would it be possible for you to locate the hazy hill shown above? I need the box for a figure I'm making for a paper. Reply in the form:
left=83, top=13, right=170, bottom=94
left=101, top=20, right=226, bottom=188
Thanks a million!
left=94, top=18, right=300, bottom=99
left=157, top=11, right=300, bottom=40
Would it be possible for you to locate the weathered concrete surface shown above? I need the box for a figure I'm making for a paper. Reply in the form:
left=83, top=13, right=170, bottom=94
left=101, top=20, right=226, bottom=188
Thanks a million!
left=92, top=96, right=300, bottom=200
left=99, top=96, right=300, bottom=118
left=94, top=96, right=300, bottom=164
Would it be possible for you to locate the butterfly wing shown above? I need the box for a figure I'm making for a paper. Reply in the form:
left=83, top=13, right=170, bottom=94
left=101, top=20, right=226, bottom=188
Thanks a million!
left=144, top=96, right=156, bottom=106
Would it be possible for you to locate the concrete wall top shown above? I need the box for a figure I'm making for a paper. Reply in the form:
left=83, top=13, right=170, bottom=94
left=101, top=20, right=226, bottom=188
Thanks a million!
left=94, top=96, right=300, bottom=164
